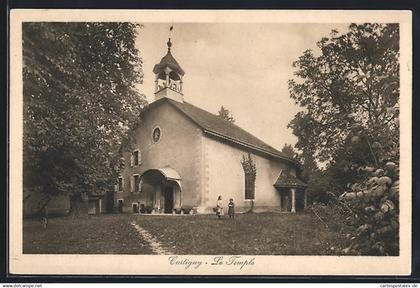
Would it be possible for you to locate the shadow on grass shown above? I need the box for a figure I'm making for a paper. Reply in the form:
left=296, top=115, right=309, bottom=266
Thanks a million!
left=130, top=212, right=352, bottom=255
left=23, top=212, right=352, bottom=255
left=23, top=214, right=154, bottom=254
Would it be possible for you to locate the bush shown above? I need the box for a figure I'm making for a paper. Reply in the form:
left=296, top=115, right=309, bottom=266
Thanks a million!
left=181, top=207, right=192, bottom=214
left=340, top=162, right=399, bottom=255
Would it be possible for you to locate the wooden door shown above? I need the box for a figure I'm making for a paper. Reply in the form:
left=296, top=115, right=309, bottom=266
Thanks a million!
left=118, top=199, right=123, bottom=213
left=164, top=186, right=174, bottom=213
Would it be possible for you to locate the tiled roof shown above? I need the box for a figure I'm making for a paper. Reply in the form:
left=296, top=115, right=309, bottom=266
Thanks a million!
left=274, top=170, right=307, bottom=188
left=153, top=51, right=185, bottom=76
left=145, top=98, right=298, bottom=167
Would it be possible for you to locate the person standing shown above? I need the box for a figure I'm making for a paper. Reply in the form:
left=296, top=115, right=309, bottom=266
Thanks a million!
left=228, top=198, right=235, bottom=219
left=216, top=195, right=223, bottom=219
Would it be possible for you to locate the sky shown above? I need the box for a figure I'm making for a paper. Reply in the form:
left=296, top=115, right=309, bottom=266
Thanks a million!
left=135, top=23, right=349, bottom=151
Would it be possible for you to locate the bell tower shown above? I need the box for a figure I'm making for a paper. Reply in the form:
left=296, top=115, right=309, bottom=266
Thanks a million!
left=153, top=38, right=185, bottom=102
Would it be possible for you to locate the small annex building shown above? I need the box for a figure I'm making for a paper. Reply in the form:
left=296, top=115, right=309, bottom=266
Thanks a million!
left=115, top=39, right=307, bottom=214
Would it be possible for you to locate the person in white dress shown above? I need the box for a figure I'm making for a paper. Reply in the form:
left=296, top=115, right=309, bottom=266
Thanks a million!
left=216, top=195, right=223, bottom=219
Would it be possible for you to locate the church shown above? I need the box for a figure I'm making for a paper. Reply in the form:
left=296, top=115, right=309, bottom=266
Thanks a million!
left=114, top=39, right=307, bottom=214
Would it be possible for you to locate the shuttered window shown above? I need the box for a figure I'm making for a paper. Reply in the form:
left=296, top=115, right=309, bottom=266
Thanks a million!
left=134, top=175, right=140, bottom=193
left=244, top=173, right=255, bottom=200
left=118, top=177, right=123, bottom=192
left=133, top=150, right=140, bottom=166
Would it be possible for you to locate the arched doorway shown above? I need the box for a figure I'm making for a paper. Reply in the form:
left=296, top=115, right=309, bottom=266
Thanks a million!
left=140, top=167, right=182, bottom=214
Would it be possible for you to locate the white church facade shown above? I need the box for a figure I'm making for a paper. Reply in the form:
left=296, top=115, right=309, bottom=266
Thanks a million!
left=114, top=39, right=307, bottom=214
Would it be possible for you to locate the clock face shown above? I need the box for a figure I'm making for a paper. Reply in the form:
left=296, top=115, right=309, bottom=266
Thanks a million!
left=152, top=127, right=161, bottom=143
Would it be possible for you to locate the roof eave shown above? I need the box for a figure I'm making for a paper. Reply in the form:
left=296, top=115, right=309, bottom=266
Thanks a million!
left=203, top=129, right=298, bottom=166
left=163, top=99, right=300, bottom=168
left=273, top=184, right=308, bottom=189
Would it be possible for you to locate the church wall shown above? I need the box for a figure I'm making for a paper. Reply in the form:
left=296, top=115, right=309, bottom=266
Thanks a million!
left=115, top=102, right=203, bottom=212
left=201, top=135, right=293, bottom=213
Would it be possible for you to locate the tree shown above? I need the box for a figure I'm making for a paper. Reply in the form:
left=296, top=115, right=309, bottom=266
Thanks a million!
left=281, top=143, right=297, bottom=159
left=23, top=23, right=147, bottom=202
left=288, top=23, right=399, bottom=165
left=288, top=24, right=400, bottom=255
left=217, top=106, right=235, bottom=123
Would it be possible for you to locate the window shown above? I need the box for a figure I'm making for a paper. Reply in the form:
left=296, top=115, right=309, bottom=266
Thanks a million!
left=241, top=153, right=256, bottom=200
left=117, top=199, right=124, bottom=213
left=152, top=127, right=161, bottom=143
left=244, top=173, right=255, bottom=200
left=130, top=149, right=141, bottom=167
left=132, top=202, right=139, bottom=213
left=118, top=177, right=123, bottom=192
left=133, top=175, right=140, bottom=193
left=133, top=150, right=140, bottom=166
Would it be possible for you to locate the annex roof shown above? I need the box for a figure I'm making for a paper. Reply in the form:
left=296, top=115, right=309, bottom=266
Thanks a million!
left=156, top=166, right=182, bottom=181
left=273, top=170, right=307, bottom=189
left=143, top=98, right=299, bottom=168
left=141, top=167, right=182, bottom=189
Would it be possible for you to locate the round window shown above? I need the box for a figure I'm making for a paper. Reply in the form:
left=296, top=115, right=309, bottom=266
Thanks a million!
left=152, top=127, right=161, bottom=143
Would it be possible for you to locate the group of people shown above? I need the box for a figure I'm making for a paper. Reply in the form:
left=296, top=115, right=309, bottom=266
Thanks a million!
left=215, top=196, right=235, bottom=219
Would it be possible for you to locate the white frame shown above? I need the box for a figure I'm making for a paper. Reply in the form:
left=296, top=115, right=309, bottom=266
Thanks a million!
left=117, top=176, right=124, bottom=193
left=133, top=149, right=141, bottom=166
left=131, top=202, right=140, bottom=213
left=133, top=173, right=140, bottom=194
left=117, top=198, right=124, bottom=212
left=151, top=125, right=162, bottom=144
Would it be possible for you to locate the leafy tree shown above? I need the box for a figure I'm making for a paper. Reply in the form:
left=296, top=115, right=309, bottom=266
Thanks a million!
left=306, top=170, right=333, bottom=203
left=288, top=23, right=399, bottom=165
left=217, top=106, right=235, bottom=123
left=23, top=23, right=147, bottom=203
left=281, top=143, right=297, bottom=159
left=288, top=23, right=400, bottom=255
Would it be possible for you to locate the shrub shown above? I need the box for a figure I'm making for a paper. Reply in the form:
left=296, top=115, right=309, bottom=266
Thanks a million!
left=181, top=207, right=192, bottom=214
left=340, top=162, right=399, bottom=255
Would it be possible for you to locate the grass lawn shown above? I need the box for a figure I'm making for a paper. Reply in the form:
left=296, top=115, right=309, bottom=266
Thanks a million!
left=23, top=211, right=352, bottom=255
left=130, top=211, right=351, bottom=255
left=23, top=214, right=153, bottom=254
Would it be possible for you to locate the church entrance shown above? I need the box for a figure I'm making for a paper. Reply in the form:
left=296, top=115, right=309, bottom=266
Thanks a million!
left=139, top=167, right=182, bottom=214
left=277, top=188, right=307, bottom=212
left=164, top=186, right=174, bottom=213
left=280, top=189, right=291, bottom=212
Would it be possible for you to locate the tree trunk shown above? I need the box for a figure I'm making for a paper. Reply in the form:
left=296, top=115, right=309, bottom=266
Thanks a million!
left=69, top=193, right=82, bottom=218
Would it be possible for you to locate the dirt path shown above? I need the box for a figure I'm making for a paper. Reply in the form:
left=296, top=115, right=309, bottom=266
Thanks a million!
left=130, top=221, right=172, bottom=255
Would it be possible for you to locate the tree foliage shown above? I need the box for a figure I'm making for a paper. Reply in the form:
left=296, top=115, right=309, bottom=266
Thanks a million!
left=280, top=144, right=297, bottom=159
left=23, top=22, right=147, bottom=198
left=288, top=23, right=400, bottom=255
left=288, top=23, right=399, bottom=164
left=340, top=162, right=399, bottom=255
left=217, top=106, right=235, bottom=123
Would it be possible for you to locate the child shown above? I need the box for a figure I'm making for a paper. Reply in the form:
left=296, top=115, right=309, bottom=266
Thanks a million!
left=228, top=198, right=235, bottom=219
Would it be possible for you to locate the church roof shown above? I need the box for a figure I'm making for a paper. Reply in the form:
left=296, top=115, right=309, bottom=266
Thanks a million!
left=273, top=170, right=307, bottom=188
left=144, top=98, right=299, bottom=167
left=153, top=51, right=185, bottom=76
